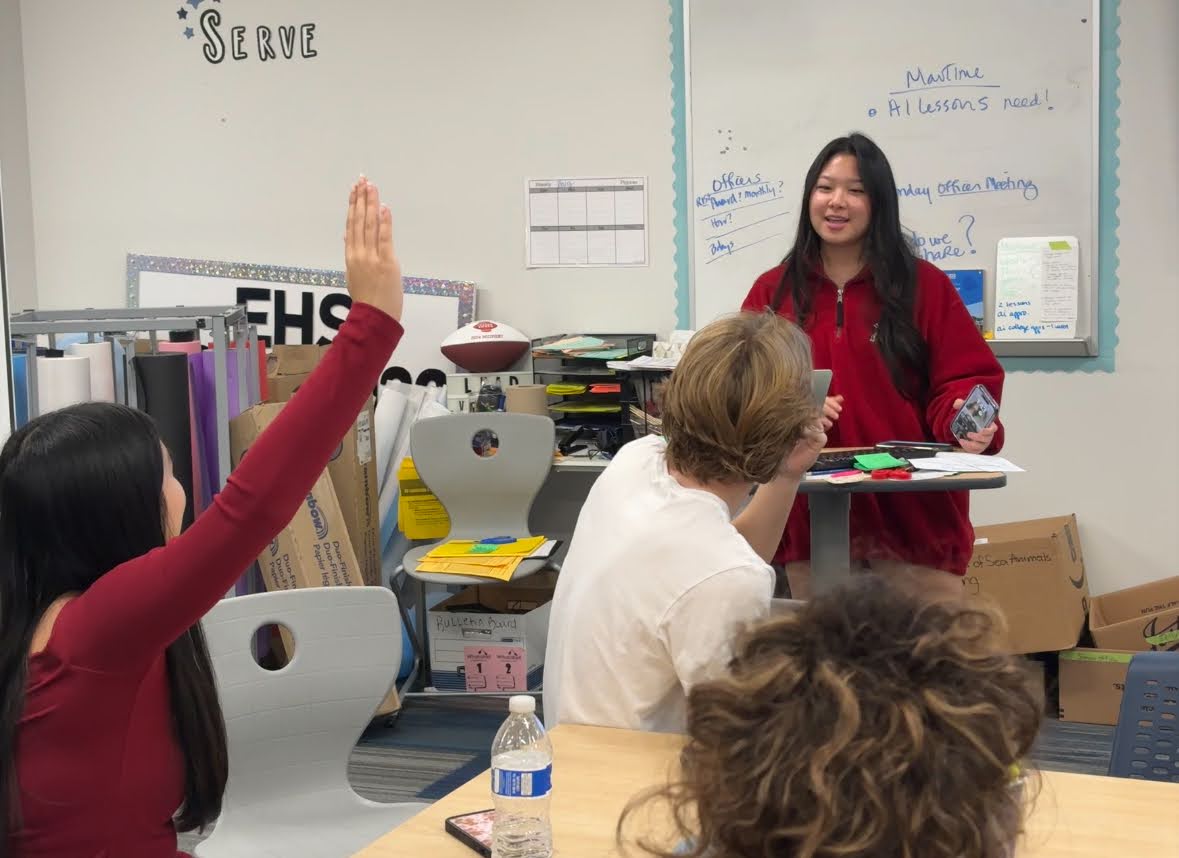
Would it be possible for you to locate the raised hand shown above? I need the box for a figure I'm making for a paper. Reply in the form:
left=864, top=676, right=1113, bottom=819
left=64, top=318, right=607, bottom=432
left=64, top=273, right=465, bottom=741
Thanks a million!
left=344, top=176, right=403, bottom=321
left=780, top=423, right=828, bottom=481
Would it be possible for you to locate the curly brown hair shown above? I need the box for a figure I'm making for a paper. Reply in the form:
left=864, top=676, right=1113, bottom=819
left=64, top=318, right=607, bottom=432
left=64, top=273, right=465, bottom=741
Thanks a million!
left=661, top=311, right=815, bottom=485
left=620, top=576, right=1043, bottom=858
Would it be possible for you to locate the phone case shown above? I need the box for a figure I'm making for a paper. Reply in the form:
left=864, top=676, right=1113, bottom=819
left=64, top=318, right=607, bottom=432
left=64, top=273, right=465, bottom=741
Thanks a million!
left=445, top=810, right=495, bottom=857
left=951, top=385, right=999, bottom=438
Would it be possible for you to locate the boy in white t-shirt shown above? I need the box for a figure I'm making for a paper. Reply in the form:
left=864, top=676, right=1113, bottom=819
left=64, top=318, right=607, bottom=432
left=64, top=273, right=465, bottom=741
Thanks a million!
left=543, top=311, right=824, bottom=733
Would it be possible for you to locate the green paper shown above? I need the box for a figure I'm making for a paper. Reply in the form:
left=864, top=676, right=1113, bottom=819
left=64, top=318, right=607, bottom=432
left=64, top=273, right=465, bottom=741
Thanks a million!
left=853, top=452, right=907, bottom=471
left=468, top=544, right=498, bottom=554
left=1048, top=240, right=1072, bottom=250
left=1059, top=650, right=1133, bottom=664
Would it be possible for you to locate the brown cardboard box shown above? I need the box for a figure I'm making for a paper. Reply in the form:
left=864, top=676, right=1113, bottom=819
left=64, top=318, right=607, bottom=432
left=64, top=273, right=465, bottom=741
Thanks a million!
left=1089, top=576, right=1179, bottom=652
left=265, top=372, right=310, bottom=403
left=229, top=402, right=398, bottom=714
left=267, top=344, right=326, bottom=376
left=230, top=403, right=363, bottom=592
left=962, top=514, right=1088, bottom=654
left=327, top=402, right=380, bottom=586
left=1058, top=648, right=1134, bottom=725
left=266, top=351, right=381, bottom=588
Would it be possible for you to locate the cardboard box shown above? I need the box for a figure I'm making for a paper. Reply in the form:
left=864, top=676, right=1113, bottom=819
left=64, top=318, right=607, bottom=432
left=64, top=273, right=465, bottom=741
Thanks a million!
left=963, top=514, right=1088, bottom=654
left=265, top=372, right=310, bottom=404
left=229, top=403, right=398, bottom=714
left=267, top=344, right=326, bottom=376
left=1090, top=576, right=1179, bottom=652
left=428, top=574, right=556, bottom=692
left=230, top=403, right=363, bottom=593
left=327, top=402, right=380, bottom=587
left=1058, top=648, right=1134, bottom=725
left=266, top=354, right=381, bottom=588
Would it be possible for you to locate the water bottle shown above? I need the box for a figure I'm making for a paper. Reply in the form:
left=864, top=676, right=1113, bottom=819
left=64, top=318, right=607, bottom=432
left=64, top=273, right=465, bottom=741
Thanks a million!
left=490, top=695, right=553, bottom=858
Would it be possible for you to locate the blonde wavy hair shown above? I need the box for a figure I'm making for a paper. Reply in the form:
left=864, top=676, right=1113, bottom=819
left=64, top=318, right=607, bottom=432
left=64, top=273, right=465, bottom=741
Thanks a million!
left=620, top=576, right=1043, bottom=858
left=661, top=311, right=815, bottom=485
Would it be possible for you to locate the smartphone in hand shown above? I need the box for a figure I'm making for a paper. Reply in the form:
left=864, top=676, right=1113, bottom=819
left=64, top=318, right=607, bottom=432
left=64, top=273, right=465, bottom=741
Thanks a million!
left=951, top=384, right=999, bottom=440
left=445, top=809, right=495, bottom=857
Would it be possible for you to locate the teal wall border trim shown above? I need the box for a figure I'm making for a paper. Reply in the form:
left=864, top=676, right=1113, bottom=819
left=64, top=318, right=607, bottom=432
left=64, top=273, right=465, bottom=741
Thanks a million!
left=669, top=0, right=691, bottom=330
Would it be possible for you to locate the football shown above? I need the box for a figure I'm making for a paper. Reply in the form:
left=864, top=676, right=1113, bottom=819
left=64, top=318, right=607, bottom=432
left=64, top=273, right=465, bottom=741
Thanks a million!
left=441, top=320, right=530, bottom=373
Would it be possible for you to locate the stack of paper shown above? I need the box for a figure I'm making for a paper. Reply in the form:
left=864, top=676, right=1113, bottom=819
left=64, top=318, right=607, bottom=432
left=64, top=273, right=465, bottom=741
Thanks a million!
left=908, top=453, right=1025, bottom=474
left=607, top=355, right=679, bottom=371
left=415, top=536, right=554, bottom=581
left=533, top=336, right=614, bottom=356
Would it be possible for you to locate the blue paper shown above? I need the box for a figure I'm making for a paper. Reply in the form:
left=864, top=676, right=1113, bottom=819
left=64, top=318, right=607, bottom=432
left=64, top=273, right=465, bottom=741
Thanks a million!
left=945, top=269, right=985, bottom=331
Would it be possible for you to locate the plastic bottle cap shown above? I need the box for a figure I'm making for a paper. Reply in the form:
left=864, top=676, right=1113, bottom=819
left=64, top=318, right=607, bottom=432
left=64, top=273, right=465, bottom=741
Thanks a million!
left=509, top=695, right=536, bottom=714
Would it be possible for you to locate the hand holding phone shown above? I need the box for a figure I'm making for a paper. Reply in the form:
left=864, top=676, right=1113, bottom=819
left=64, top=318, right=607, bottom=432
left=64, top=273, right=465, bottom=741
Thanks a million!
left=950, top=385, right=999, bottom=453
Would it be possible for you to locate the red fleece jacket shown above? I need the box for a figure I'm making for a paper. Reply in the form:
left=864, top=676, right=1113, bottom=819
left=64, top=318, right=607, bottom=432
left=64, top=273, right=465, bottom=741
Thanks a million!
left=742, top=259, right=1005, bottom=575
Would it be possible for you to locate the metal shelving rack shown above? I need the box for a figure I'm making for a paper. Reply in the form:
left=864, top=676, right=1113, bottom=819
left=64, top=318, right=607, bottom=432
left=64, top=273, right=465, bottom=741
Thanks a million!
left=9, top=305, right=259, bottom=489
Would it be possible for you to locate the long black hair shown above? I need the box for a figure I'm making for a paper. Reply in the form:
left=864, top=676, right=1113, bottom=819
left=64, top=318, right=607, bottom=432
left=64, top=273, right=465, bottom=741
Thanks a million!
left=0, top=403, right=227, bottom=848
left=771, top=132, right=930, bottom=400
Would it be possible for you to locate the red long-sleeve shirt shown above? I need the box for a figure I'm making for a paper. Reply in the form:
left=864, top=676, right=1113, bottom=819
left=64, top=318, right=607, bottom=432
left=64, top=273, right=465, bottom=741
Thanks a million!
left=742, top=259, right=1004, bottom=575
left=13, top=303, right=402, bottom=857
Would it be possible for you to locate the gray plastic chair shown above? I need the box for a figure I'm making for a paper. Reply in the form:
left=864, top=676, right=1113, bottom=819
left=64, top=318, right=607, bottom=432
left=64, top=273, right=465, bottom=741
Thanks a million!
left=195, top=587, right=427, bottom=858
left=1108, top=650, right=1179, bottom=783
left=396, top=412, right=559, bottom=690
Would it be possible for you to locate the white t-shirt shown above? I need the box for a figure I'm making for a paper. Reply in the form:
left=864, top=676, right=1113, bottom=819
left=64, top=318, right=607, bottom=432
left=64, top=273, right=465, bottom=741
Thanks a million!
left=543, top=435, right=773, bottom=734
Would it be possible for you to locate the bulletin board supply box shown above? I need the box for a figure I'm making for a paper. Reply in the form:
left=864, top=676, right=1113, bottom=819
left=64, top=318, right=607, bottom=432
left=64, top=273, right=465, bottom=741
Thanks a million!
left=229, top=401, right=399, bottom=715
left=962, top=514, right=1088, bottom=654
left=1058, top=648, right=1134, bottom=726
left=427, top=574, right=557, bottom=692
left=1089, top=576, right=1179, bottom=652
left=229, top=403, right=363, bottom=593
left=267, top=345, right=382, bottom=587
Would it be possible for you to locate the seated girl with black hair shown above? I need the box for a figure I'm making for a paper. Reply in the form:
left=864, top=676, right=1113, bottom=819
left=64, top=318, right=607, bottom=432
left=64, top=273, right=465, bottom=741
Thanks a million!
left=621, top=575, right=1043, bottom=858
left=0, top=177, right=403, bottom=857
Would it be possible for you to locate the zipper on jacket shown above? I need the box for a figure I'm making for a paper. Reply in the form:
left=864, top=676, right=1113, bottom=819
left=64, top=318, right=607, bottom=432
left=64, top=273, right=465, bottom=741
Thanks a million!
left=835, top=284, right=845, bottom=337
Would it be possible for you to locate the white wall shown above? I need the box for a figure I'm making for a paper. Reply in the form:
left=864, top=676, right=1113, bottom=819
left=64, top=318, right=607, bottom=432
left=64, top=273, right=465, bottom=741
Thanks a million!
left=17, top=0, right=678, bottom=339
left=970, top=0, right=1179, bottom=594
left=8, top=1, right=1179, bottom=594
left=0, top=0, right=37, bottom=311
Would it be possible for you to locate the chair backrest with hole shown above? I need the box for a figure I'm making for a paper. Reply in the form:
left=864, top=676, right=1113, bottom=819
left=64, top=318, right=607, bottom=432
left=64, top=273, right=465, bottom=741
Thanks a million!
left=201, top=586, right=403, bottom=806
left=1108, top=651, right=1179, bottom=783
left=409, top=412, right=555, bottom=541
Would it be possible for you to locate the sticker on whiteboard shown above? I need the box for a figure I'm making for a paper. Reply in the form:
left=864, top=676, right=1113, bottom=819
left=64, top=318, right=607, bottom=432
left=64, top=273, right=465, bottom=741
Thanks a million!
left=464, top=644, right=527, bottom=692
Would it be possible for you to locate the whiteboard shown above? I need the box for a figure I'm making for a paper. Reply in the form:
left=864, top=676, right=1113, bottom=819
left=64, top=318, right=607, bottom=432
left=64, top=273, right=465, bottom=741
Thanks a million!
left=128, top=254, right=475, bottom=384
left=686, top=0, right=1098, bottom=354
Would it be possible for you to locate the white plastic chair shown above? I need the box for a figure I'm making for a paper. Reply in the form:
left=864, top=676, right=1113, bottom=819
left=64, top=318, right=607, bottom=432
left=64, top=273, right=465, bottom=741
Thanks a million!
left=195, top=586, right=428, bottom=858
left=394, top=412, right=561, bottom=691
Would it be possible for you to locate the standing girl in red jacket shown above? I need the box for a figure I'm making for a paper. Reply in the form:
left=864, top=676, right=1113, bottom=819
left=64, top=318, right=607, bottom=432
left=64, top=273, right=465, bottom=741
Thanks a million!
left=742, top=133, right=1004, bottom=600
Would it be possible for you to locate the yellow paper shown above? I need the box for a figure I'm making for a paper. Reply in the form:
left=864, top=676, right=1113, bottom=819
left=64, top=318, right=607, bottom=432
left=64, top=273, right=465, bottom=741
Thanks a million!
left=427, top=535, right=547, bottom=559
left=545, top=383, right=587, bottom=395
left=398, top=457, right=450, bottom=539
left=415, top=556, right=521, bottom=581
left=548, top=402, right=621, bottom=414
left=1048, top=240, right=1071, bottom=250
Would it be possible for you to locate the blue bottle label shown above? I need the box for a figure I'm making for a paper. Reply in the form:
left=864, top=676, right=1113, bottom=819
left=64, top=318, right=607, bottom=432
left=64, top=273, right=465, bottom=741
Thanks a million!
left=492, top=764, right=553, bottom=798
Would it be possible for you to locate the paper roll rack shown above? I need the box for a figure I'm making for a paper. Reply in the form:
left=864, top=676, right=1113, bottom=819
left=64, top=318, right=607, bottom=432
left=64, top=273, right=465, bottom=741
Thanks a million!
left=9, top=305, right=259, bottom=490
